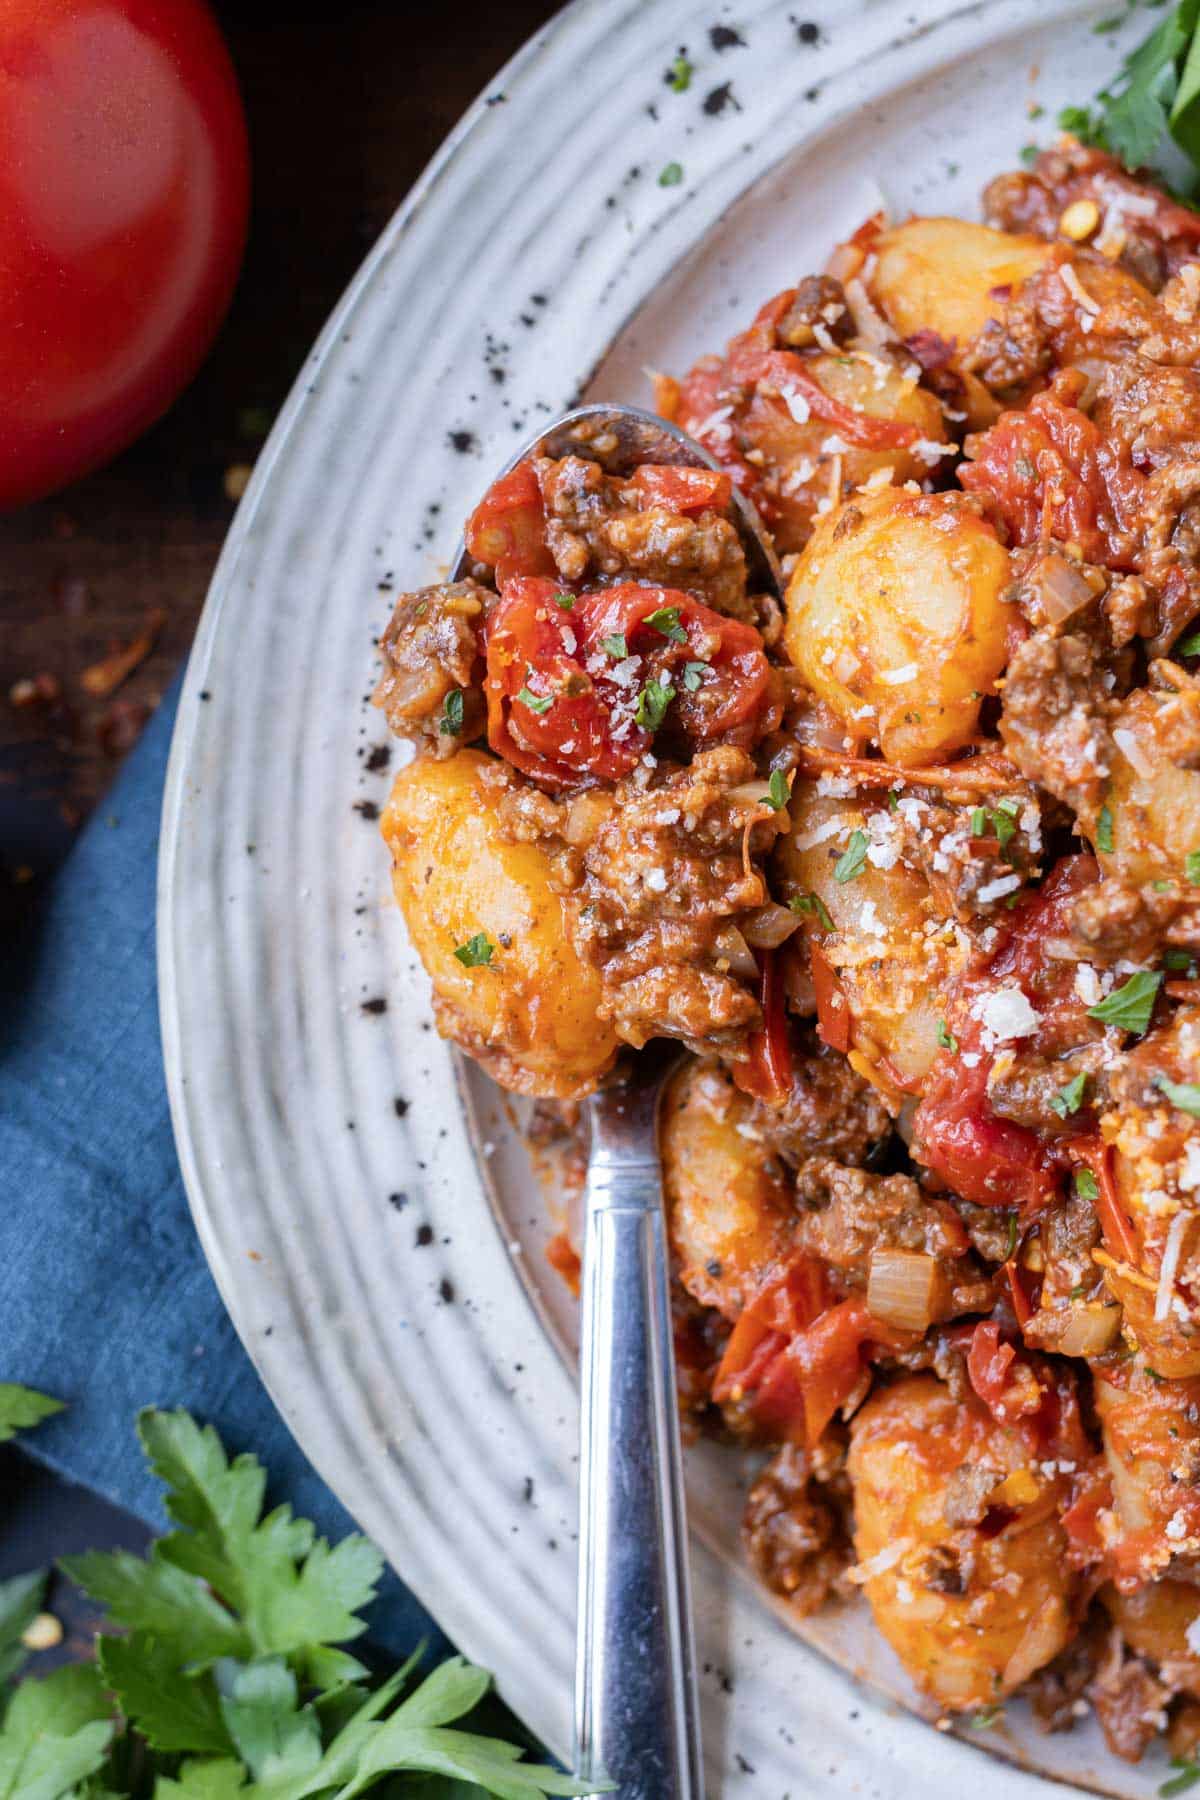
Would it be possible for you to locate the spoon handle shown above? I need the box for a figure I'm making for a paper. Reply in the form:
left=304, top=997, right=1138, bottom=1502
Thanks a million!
left=574, top=1142, right=703, bottom=1799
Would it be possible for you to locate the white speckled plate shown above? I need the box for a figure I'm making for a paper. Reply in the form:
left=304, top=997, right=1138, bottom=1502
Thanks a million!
left=159, top=3, right=1172, bottom=1793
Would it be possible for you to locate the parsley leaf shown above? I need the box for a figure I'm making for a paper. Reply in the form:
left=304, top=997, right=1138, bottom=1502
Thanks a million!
left=0, top=1384, right=63, bottom=1444
left=1188, top=848, right=1200, bottom=884
left=1075, top=1168, right=1100, bottom=1201
left=1157, top=1075, right=1200, bottom=1116
left=1087, top=969, right=1163, bottom=1034
left=599, top=634, right=627, bottom=660
left=667, top=52, right=693, bottom=91
left=216, top=1657, right=321, bottom=1783
left=833, top=829, right=869, bottom=884
left=1161, top=1754, right=1200, bottom=1798
left=1050, top=1072, right=1089, bottom=1118
left=682, top=661, right=708, bottom=691
left=645, top=606, right=687, bottom=644
left=1175, top=627, right=1200, bottom=657
left=1096, top=804, right=1115, bottom=855
left=937, top=1019, right=958, bottom=1053
left=442, top=688, right=464, bottom=736
left=635, top=677, right=675, bottom=732
left=765, top=770, right=790, bottom=811
left=553, top=591, right=575, bottom=611
left=0, top=1664, right=113, bottom=1800
left=1005, top=1213, right=1019, bottom=1260
left=516, top=685, right=553, bottom=716
left=789, top=892, right=834, bottom=931
left=658, top=162, right=684, bottom=187
left=1062, top=0, right=1200, bottom=175
left=453, top=934, right=494, bottom=969
left=1165, top=948, right=1197, bottom=972
left=97, top=1633, right=232, bottom=1756
left=60, top=1548, right=248, bottom=1668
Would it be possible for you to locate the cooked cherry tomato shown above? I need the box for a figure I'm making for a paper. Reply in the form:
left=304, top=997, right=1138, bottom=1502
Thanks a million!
left=629, top=463, right=732, bottom=514
left=960, top=368, right=1143, bottom=567
left=465, top=462, right=556, bottom=585
left=483, top=578, right=771, bottom=789
left=714, top=1258, right=909, bottom=1449
left=912, top=856, right=1097, bottom=1214
left=0, top=0, right=249, bottom=508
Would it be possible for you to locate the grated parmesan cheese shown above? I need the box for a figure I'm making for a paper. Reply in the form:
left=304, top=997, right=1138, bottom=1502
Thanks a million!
left=783, top=388, right=811, bottom=425
left=878, top=662, right=918, bottom=686
left=974, top=987, right=1042, bottom=1044
left=1113, top=726, right=1154, bottom=778
left=1156, top=1211, right=1189, bottom=1323
left=977, top=873, right=1023, bottom=904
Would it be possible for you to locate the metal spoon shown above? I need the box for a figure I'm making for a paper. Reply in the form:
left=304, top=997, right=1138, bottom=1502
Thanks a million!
left=452, top=404, right=782, bottom=1798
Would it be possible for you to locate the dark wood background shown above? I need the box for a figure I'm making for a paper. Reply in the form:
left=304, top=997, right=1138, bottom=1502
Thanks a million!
left=0, top=0, right=557, bottom=884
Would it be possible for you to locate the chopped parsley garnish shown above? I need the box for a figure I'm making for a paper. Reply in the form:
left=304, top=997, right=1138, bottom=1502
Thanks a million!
left=971, top=802, right=1018, bottom=849
left=1050, top=1072, right=1089, bottom=1118
left=765, top=769, right=790, bottom=811
left=1176, top=628, right=1200, bottom=657
left=1188, top=848, right=1200, bottom=885
left=454, top=932, right=494, bottom=968
left=1164, top=1751, right=1200, bottom=1792
left=442, top=688, right=465, bottom=736
left=658, top=161, right=684, bottom=187
left=667, top=52, right=693, bottom=91
left=972, top=1706, right=1003, bottom=1729
left=833, top=829, right=869, bottom=884
left=554, top=590, right=575, bottom=610
left=1075, top=1168, right=1100, bottom=1201
left=682, top=660, right=709, bottom=691
left=1157, top=1075, right=1200, bottom=1117
left=887, top=790, right=900, bottom=813
left=1019, top=142, right=1039, bottom=166
left=599, top=633, right=628, bottom=660
left=1005, top=1213, right=1019, bottom=1260
left=1069, top=1283, right=1087, bottom=1301
left=1165, top=948, right=1197, bottom=972
left=636, top=676, right=675, bottom=732
left=1096, top=804, right=1115, bottom=855
left=645, top=604, right=688, bottom=644
left=789, top=892, right=834, bottom=931
left=516, top=684, right=553, bottom=715
left=1087, top=969, right=1163, bottom=1034
left=936, top=1018, right=958, bottom=1053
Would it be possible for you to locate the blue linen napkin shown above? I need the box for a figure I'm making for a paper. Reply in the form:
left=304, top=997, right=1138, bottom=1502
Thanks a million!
left=0, top=671, right=445, bottom=1664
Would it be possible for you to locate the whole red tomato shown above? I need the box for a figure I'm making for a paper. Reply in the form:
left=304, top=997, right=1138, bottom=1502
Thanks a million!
left=0, top=0, right=249, bottom=509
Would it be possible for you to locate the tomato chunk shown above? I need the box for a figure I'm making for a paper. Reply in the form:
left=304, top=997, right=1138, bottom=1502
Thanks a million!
left=960, top=369, right=1143, bottom=568
left=912, top=855, right=1097, bottom=1214
left=483, top=578, right=771, bottom=789
left=630, top=463, right=732, bottom=514
left=466, top=463, right=556, bottom=585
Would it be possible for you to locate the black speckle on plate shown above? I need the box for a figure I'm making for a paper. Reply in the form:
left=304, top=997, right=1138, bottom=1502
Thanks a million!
left=365, top=743, right=391, bottom=773
left=360, top=996, right=387, bottom=1016
left=448, top=428, right=478, bottom=455
left=439, top=1277, right=456, bottom=1304
left=709, top=23, right=744, bottom=49
left=793, top=16, right=821, bottom=43
left=702, top=81, right=740, bottom=114
left=353, top=799, right=380, bottom=821
left=416, top=1223, right=434, bottom=1247
left=388, top=1192, right=408, bottom=1211
left=394, top=1096, right=410, bottom=1117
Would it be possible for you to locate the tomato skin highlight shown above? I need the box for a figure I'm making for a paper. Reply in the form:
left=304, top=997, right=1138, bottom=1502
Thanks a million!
left=0, top=0, right=249, bottom=507
left=629, top=463, right=732, bottom=514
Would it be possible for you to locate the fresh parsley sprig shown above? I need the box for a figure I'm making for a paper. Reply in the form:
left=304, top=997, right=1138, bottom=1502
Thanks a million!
left=1, top=1406, right=597, bottom=1799
left=1060, top=0, right=1200, bottom=179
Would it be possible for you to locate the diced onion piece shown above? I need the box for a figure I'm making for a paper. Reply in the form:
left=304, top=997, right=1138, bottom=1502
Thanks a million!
left=712, top=925, right=759, bottom=981
left=1055, top=1303, right=1123, bottom=1357
left=741, top=902, right=803, bottom=950
left=1001, top=1594, right=1067, bottom=1692
left=866, top=1248, right=945, bottom=1333
left=1034, top=555, right=1097, bottom=626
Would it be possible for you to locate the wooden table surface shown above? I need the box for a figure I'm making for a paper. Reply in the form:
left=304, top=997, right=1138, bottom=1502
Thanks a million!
left=0, top=0, right=557, bottom=881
